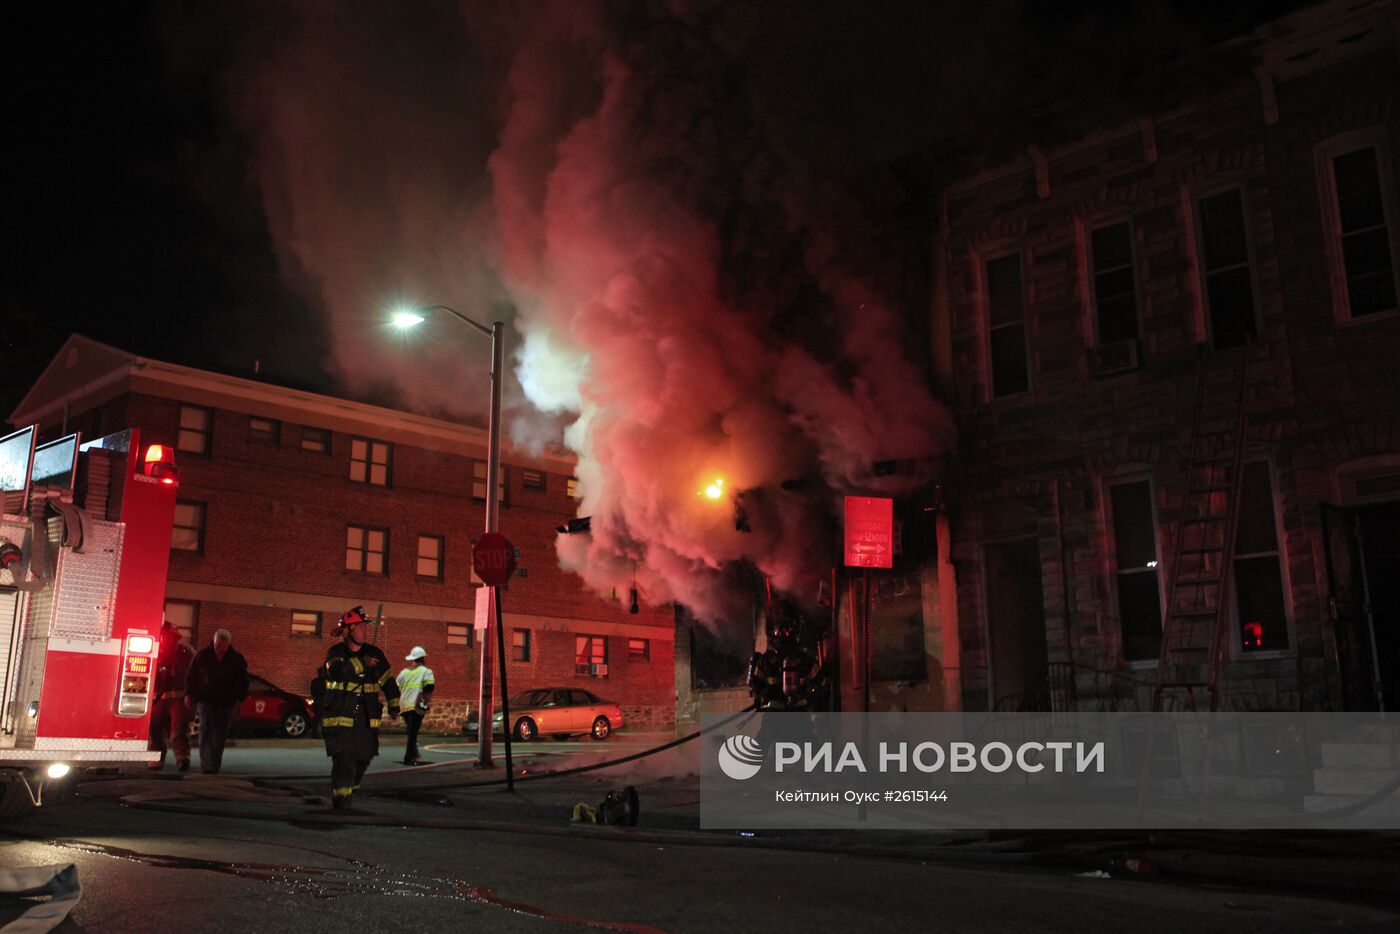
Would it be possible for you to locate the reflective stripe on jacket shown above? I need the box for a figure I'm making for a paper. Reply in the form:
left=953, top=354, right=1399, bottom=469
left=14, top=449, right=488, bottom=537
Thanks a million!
left=317, top=643, right=401, bottom=731
left=396, top=665, right=435, bottom=710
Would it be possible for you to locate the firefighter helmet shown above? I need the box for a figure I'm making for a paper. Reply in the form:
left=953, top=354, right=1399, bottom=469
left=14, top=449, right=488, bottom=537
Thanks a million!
left=332, top=605, right=369, bottom=637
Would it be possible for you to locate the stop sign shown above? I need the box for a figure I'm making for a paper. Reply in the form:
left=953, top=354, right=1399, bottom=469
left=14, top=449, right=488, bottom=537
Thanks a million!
left=473, top=532, right=517, bottom=587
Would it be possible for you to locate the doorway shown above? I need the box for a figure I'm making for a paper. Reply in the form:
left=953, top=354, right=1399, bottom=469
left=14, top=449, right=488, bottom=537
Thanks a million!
left=984, top=539, right=1050, bottom=711
left=1322, top=501, right=1400, bottom=711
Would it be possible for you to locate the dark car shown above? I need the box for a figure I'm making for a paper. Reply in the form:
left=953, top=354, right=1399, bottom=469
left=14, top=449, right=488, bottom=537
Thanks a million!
left=463, top=688, right=622, bottom=741
left=190, top=674, right=318, bottom=739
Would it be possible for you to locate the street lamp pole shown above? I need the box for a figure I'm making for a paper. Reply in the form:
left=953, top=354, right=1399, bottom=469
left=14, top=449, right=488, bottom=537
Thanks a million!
left=398, top=305, right=504, bottom=767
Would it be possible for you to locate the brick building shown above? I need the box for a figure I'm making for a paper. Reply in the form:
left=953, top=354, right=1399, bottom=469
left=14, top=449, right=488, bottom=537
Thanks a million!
left=924, top=0, right=1400, bottom=712
left=9, top=335, right=677, bottom=732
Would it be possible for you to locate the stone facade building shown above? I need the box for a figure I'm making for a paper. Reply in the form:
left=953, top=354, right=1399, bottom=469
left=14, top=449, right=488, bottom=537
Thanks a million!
left=930, top=0, right=1399, bottom=712
left=10, top=335, right=677, bottom=732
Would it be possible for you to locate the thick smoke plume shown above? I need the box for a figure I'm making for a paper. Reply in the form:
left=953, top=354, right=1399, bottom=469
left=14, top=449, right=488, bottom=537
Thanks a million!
left=235, top=1, right=954, bottom=625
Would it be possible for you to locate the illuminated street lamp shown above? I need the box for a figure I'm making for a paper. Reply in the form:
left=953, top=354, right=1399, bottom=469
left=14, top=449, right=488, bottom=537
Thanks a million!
left=393, top=303, right=505, bottom=767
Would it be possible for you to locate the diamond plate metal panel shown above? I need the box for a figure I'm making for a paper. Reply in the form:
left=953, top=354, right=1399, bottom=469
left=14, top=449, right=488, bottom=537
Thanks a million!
left=32, top=737, right=148, bottom=752
left=0, top=588, right=26, bottom=743
left=49, top=519, right=123, bottom=642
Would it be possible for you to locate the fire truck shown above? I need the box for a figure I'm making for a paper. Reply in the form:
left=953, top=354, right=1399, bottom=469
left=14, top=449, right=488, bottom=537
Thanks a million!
left=0, top=425, right=178, bottom=817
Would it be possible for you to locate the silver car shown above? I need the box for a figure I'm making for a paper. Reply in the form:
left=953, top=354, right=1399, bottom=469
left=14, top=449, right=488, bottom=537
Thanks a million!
left=463, top=688, right=623, bottom=741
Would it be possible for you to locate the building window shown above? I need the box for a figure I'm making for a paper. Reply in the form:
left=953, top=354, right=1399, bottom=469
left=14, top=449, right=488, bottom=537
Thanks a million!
left=177, top=406, right=212, bottom=455
left=346, top=525, right=388, bottom=575
left=1089, top=222, right=1139, bottom=345
left=1197, top=188, right=1257, bottom=349
left=1323, top=145, right=1398, bottom=319
left=566, top=477, right=582, bottom=500
left=985, top=253, right=1030, bottom=398
left=163, top=599, right=198, bottom=641
left=576, top=635, right=607, bottom=674
left=472, top=461, right=507, bottom=503
left=1235, top=462, right=1288, bottom=652
left=1109, top=481, right=1162, bottom=662
left=290, top=610, right=321, bottom=637
left=248, top=417, right=280, bottom=445
left=416, top=534, right=444, bottom=580
left=447, top=623, right=474, bottom=647
left=350, top=438, right=391, bottom=486
left=522, top=468, right=546, bottom=491
left=301, top=427, right=330, bottom=454
left=628, top=638, right=650, bottom=661
left=511, top=628, right=531, bottom=662
left=171, top=501, right=205, bottom=552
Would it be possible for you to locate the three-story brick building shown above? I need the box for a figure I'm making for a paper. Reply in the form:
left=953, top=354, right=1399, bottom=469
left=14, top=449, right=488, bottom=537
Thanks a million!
left=928, top=0, right=1399, bottom=712
left=10, top=335, right=677, bottom=732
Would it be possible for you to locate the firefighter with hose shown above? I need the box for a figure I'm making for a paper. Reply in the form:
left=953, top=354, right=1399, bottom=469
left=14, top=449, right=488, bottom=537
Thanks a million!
left=314, top=606, right=400, bottom=811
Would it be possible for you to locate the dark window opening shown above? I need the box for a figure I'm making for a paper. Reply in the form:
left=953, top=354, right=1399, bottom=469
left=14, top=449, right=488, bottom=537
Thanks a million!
left=986, top=254, right=1030, bottom=397
left=1198, top=189, right=1257, bottom=349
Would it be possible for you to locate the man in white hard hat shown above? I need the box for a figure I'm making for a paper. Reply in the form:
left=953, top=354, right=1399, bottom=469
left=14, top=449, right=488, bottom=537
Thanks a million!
left=395, top=646, right=436, bottom=766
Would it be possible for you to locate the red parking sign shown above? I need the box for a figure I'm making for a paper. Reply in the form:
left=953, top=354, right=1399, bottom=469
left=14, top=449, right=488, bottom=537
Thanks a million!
left=473, top=532, right=517, bottom=587
left=844, top=496, right=893, bottom=569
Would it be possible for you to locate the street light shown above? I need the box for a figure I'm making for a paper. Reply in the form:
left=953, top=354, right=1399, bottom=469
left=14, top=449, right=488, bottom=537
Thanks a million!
left=393, top=303, right=505, bottom=767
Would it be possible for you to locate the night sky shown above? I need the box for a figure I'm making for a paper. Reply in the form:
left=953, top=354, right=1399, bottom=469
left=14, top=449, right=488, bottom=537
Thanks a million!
left=5, top=1, right=1300, bottom=419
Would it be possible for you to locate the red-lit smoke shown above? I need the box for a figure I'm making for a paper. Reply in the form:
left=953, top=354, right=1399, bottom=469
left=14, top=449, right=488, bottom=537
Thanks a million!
left=236, top=1, right=954, bottom=624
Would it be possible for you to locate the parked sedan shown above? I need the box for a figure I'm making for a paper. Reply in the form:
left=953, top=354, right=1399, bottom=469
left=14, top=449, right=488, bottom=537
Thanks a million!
left=463, top=688, right=622, bottom=741
left=190, top=674, right=318, bottom=739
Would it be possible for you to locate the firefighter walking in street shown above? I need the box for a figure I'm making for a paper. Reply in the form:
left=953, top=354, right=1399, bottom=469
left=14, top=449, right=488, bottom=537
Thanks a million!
left=148, top=619, right=194, bottom=771
left=315, top=606, right=400, bottom=811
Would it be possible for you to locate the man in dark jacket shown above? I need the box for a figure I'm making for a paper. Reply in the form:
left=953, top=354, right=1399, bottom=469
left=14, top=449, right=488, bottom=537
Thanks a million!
left=315, top=606, right=400, bottom=811
left=148, top=620, right=195, bottom=771
left=185, top=628, right=250, bottom=774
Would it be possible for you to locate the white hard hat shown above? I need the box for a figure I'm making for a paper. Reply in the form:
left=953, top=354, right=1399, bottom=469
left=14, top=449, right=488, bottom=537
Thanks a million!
left=405, top=646, right=427, bottom=661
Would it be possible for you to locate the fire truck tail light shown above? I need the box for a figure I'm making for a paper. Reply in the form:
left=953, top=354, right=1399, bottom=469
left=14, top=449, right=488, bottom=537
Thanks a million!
left=117, top=695, right=148, bottom=716
left=122, top=676, right=149, bottom=694
left=126, top=635, right=154, bottom=654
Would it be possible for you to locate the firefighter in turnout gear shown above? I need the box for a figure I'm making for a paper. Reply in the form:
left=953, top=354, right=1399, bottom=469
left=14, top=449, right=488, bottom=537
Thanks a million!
left=315, top=606, right=400, bottom=811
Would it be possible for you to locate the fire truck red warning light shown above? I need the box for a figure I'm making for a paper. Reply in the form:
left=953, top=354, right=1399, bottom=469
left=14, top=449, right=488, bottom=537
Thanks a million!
left=143, top=444, right=179, bottom=485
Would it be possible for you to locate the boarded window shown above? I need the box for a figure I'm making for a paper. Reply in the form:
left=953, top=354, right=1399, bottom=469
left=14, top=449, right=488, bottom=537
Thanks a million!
left=447, top=623, right=473, bottom=647
left=628, top=637, right=650, bottom=661
left=521, top=468, right=545, bottom=491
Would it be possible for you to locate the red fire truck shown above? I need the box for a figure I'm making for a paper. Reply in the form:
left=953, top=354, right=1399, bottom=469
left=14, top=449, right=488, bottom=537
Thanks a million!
left=0, top=425, right=178, bottom=817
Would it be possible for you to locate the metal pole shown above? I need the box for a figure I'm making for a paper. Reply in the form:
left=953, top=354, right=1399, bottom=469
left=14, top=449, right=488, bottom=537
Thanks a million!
left=475, top=320, right=506, bottom=765
left=495, top=584, right=514, bottom=790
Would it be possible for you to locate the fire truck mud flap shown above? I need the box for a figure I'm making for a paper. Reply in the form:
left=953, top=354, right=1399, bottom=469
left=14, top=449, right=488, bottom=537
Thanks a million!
left=0, top=863, right=81, bottom=934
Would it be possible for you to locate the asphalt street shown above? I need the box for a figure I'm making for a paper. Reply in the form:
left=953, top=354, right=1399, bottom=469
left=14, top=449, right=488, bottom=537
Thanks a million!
left=2, top=737, right=1398, bottom=933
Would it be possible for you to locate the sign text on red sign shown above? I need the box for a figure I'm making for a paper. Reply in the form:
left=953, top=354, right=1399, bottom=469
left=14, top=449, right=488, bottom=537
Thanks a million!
left=844, top=496, right=893, bottom=569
